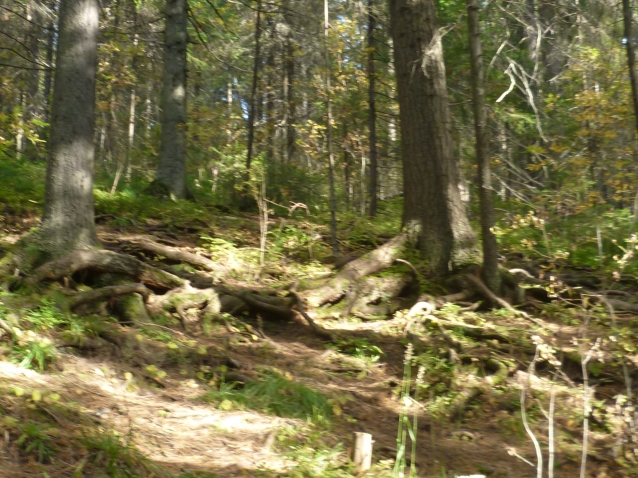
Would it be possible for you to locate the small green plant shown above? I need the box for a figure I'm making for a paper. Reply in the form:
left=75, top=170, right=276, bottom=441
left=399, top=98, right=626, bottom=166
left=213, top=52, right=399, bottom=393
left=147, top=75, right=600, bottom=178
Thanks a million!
left=16, top=421, right=56, bottom=463
left=413, top=349, right=456, bottom=395
left=275, top=426, right=355, bottom=478
left=328, top=337, right=384, bottom=364
left=179, top=472, right=220, bottom=478
left=394, top=344, right=425, bottom=478
left=203, top=370, right=332, bottom=421
left=438, top=303, right=463, bottom=321
left=62, top=315, right=110, bottom=345
left=82, top=431, right=156, bottom=477
left=23, top=298, right=68, bottom=330
left=11, top=337, right=56, bottom=371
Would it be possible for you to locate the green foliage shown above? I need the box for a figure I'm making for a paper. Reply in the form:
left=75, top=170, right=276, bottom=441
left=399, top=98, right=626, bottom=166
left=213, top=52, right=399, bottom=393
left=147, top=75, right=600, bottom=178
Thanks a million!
left=16, top=420, right=56, bottom=463
left=0, top=160, right=45, bottom=215
left=94, top=189, right=215, bottom=230
left=202, top=370, right=332, bottom=421
left=23, top=298, right=69, bottom=330
left=413, top=349, right=456, bottom=394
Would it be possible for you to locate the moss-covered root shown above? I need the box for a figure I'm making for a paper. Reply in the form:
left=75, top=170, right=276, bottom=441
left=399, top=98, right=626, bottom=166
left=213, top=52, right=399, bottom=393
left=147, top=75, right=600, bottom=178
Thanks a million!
left=26, top=249, right=184, bottom=290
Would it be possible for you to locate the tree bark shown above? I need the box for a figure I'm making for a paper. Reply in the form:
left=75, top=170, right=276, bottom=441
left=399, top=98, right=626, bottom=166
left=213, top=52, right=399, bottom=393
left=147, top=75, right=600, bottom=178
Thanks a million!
left=156, top=0, right=188, bottom=199
left=389, top=0, right=478, bottom=276
left=623, top=0, right=638, bottom=132
left=43, top=18, right=55, bottom=124
left=38, top=0, right=99, bottom=260
left=468, top=0, right=501, bottom=293
left=367, top=0, right=378, bottom=218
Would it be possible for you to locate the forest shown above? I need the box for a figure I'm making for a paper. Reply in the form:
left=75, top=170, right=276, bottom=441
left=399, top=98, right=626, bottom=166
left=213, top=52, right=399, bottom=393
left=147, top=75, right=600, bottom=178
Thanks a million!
left=1, top=0, right=638, bottom=476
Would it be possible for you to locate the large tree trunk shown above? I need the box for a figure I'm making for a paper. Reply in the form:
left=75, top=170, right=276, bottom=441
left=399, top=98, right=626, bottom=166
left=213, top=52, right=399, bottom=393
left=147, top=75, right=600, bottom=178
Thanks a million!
left=37, top=0, right=99, bottom=261
left=389, top=0, right=477, bottom=276
left=324, top=0, right=339, bottom=257
left=241, top=0, right=262, bottom=210
left=156, top=0, right=188, bottom=199
left=367, top=0, right=378, bottom=218
left=623, top=0, right=638, bottom=132
left=468, top=0, right=501, bottom=293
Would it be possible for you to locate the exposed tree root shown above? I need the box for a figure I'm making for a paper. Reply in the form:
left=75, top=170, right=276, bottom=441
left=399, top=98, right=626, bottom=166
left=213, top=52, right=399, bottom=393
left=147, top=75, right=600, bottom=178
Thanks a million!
left=227, top=290, right=295, bottom=321
left=122, top=237, right=227, bottom=279
left=448, top=358, right=509, bottom=418
left=61, top=335, right=111, bottom=351
left=289, top=291, right=333, bottom=340
left=602, top=298, right=638, bottom=314
left=69, top=283, right=150, bottom=310
left=26, top=249, right=184, bottom=290
left=301, top=230, right=414, bottom=307
left=343, top=274, right=414, bottom=319
left=0, top=317, right=16, bottom=341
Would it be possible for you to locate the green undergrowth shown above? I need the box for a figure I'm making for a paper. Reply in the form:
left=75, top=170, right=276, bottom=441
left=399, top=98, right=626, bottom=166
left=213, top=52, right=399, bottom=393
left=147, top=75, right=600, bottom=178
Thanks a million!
left=0, top=160, right=46, bottom=219
left=202, top=369, right=334, bottom=420
left=496, top=204, right=638, bottom=277
left=0, top=385, right=166, bottom=477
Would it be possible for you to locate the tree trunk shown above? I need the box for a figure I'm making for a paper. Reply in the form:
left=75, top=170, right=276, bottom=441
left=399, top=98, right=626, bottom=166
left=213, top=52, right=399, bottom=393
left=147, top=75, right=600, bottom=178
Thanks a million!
left=468, top=0, right=501, bottom=293
left=389, top=0, right=478, bottom=275
left=38, top=0, right=99, bottom=261
left=241, top=0, right=262, bottom=209
left=623, top=0, right=638, bottom=132
left=285, top=37, right=296, bottom=163
left=324, top=0, right=339, bottom=257
left=156, top=0, right=188, bottom=199
left=367, top=0, right=378, bottom=218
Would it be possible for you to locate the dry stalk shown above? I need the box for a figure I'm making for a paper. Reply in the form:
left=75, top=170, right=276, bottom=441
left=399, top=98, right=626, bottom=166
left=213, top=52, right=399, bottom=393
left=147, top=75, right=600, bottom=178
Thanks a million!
left=521, top=346, right=543, bottom=478
left=548, top=379, right=556, bottom=478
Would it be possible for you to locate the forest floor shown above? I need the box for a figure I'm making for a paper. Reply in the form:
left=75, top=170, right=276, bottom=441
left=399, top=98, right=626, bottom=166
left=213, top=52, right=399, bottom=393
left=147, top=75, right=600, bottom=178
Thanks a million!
left=0, top=192, right=635, bottom=477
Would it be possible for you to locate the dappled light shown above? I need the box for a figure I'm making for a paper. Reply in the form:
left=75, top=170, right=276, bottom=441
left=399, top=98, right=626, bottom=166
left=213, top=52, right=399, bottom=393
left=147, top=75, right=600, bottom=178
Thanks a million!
left=4, top=0, right=638, bottom=476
